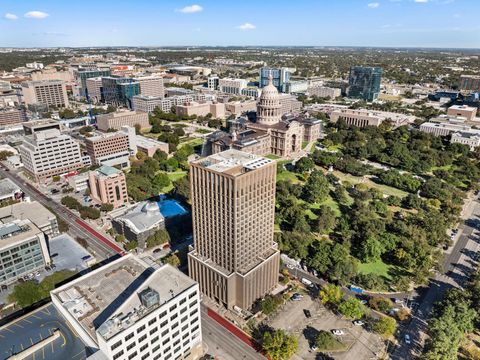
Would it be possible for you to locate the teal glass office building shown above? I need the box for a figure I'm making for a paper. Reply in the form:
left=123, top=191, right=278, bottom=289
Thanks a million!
left=347, top=66, right=383, bottom=102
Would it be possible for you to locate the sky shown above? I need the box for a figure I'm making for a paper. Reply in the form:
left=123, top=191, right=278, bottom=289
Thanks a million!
left=0, top=0, right=479, bottom=48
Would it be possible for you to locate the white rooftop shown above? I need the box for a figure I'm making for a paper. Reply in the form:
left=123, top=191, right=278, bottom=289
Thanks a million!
left=195, top=149, right=273, bottom=175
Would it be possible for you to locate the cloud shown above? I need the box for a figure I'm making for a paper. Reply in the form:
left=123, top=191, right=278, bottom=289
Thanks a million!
left=4, top=13, right=18, bottom=20
left=237, top=22, right=256, bottom=31
left=177, top=5, right=203, bottom=13
left=368, top=2, right=380, bottom=8
left=24, top=11, right=50, bottom=19
left=414, top=0, right=429, bottom=3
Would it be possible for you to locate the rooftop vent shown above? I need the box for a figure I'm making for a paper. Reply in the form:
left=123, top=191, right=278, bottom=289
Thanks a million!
left=139, top=287, right=160, bottom=309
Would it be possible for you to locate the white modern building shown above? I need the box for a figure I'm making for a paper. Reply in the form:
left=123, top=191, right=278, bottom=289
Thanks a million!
left=218, top=78, right=248, bottom=95
left=451, top=132, right=480, bottom=150
left=0, top=219, right=51, bottom=286
left=307, top=86, right=341, bottom=99
left=207, top=75, right=219, bottom=91
left=19, top=129, right=85, bottom=182
left=51, top=254, right=203, bottom=360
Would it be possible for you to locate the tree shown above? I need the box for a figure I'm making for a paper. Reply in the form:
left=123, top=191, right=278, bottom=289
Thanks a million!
left=302, top=170, right=330, bottom=203
left=134, top=123, right=141, bottom=135
left=338, top=297, right=367, bottom=319
left=319, top=284, right=342, bottom=306
left=315, top=330, right=345, bottom=351
left=8, top=281, right=44, bottom=308
left=146, top=229, right=171, bottom=248
left=261, top=294, right=284, bottom=316
left=359, top=236, right=385, bottom=262
left=164, top=253, right=181, bottom=267
left=372, top=316, right=397, bottom=338
left=294, top=157, right=314, bottom=173
left=152, top=173, right=171, bottom=191
left=124, top=240, right=138, bottom=251
left=100, top=203, right=114, bottom=212
left=52, top=175, right=60, bottom=182
left=262, top=329, right=298, bottom=360
left=0, top=150, right=13, bottom=160
left=368, top=297, right=393, bottom=313
left=172, top=175, right=190, bottom=202
left=315, top=206, right=337, bottom=234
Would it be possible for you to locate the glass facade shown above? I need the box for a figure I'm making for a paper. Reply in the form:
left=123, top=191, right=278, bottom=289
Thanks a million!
left=259, top=67, right=290, bottom=93
left=77, top=69, right=112, bottom=97
left=0, top=238, right=45, bottom=285
left=347, top=66, right=383, bottom=102
left=101, top=77, right=140, bottom=109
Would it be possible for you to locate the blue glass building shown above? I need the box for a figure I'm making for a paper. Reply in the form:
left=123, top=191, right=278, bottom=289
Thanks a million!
left=259, top=67, right=290, bottom=93
left=347, top=66, right=383, bottom=102
left=101, top=77, right=140, bottom=109
left=75, top=69, right=111, bottom=97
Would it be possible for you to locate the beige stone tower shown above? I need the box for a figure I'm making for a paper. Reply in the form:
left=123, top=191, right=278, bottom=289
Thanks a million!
left=188, top=149, right=280, bottom=310
left=257, top=72, right=282, bottom=125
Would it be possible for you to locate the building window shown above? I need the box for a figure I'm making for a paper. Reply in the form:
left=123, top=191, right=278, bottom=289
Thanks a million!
left=128, top=351, right=137, bottom=360
left=111, top=340, right=122, bottom=351
left=126, top=342, right=136, bottom=351
left=139, top=334, right=147, bottom=343
left=137, top=325, right=146, bottom=333
left=112, top=350, right=124, bottom=360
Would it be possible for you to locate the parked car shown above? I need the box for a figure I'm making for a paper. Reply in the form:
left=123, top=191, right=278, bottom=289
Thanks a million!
left=404, top=334, right=411, bottom=344
left=353, top=320, right=365, bottom=326
left=304, top=309, right=312, bottom=318
left=34, top=271, right=41, bottom=277
left=291, top=294, right=302, bottom=301
left=332, top=329, right=345, bottom=336
left=82, top=255, right=92, bottom=261
left=51, top=253, right=59, bottom=258
left=310, top=344, right=318, bottom=352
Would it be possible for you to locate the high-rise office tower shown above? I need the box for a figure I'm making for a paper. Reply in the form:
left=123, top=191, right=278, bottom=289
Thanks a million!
left=188, top=150, right=279, bottom=310
left=347, top=66, right=383, bottom=102
left=259, top=67, right=290, bottom=93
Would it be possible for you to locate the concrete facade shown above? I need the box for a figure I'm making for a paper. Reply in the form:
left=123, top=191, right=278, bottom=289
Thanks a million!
left=85, top=132, right=131, bottom=169
left=188, top=150, right=279, bottom=310
left=447, top=105, right=477, bottom=121
left=96, top=111, right=151, bottom=132
left=21, top=80, right=69, bottom=108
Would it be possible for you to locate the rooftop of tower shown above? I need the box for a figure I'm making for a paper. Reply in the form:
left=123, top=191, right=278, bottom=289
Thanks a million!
left=192, top=149, right=273, bottom=176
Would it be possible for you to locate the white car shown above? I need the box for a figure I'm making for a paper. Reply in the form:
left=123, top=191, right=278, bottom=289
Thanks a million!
left=331, top=329, right=345, bottom=336
left=286, top=264, right=294, bottom=269
left=353, top=320, right=365, bottom=326
left=404, top=334, right=411, bottom=344
left=310, top=345, right=318, bottom=352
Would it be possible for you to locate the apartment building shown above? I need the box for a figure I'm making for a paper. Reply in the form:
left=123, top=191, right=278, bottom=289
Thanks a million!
left=19, top=129, right=85, bottom=182
left=307, top=86, right=341, bottom=99
left=0, top=108, right=27, bottom=126
left=188, top=150, right=279, bottom=310
left=207, top=75, right=219, bottom=90
left=51, top=254, right=203, bottom=360
left=0, top=219, right=50, bottom=286
left=447, top=105, right=478, bottom=121
left=85, top=131, right=130, bottom=169
left=278, top=94, right=303, bottom=114
left=97, top=110, right=150, bottom=132
left=133, top=95, right=165, bottom=113
left=330, top=108, right=416, bottom=128
left=218, top=78, right=248, bottom=95
left=85, top=77, right=103, bottom=103
left=75, top=68, right=111, bottom=97
left=134, top=75, right=165, bottom=98
left=21, top=80, right=69, bottom=108
left=0, top=201, right=59, bottom=239
left=88, top=165, right=128, bottom=209
left=459, top=75, right=480, bottom=92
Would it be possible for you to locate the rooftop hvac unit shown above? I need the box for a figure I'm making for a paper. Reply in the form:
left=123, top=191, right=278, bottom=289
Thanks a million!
left=139, top=287, right=160, bottom=308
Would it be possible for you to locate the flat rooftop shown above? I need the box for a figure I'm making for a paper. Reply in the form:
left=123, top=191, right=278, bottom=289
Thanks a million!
left=0, top=178, right=20, bottom=198
left=0, top=201, right=56, bottom=228
left=0, top=219, right=42, bottom=249
left=193, top=149, right=273, bottom=175
left=135, top=135, right=168, bottom=148
left=51, top=254, right=196, bottom=342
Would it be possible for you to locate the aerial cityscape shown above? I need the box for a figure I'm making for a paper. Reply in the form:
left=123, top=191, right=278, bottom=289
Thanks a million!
left=0, top=1, right=479, bottom=360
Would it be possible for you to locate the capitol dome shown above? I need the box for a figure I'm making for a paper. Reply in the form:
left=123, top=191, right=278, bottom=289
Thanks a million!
left=257, top=72, right=282, bottom=125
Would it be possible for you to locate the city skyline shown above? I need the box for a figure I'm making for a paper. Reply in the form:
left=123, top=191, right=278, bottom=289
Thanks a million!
left=1, top=0, right=479, bottom=49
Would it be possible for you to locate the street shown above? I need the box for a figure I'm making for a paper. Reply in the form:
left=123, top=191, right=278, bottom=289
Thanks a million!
left=0, top=167, right=120, bottom=260
left=391, top=198, right=480, bottom=359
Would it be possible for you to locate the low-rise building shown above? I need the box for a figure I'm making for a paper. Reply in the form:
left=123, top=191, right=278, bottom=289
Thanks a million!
left=50, top=254, right=203, bottom=360
left=112, top=201, right=165, bottom=247
left=451, top=132, right=480, bottom=150
left=0, top=178, right=22, bottom=203
left=224, top=100, right=257, bottom=116
left=459, top=75, right=480, bottom=92
left=67, top=172, right=89, bottom=192
left=134, top=135, right=169, bottom=157
left=447, top=105, right=478, bottom=121
left=0, top=108, right=27, bottom=126
left=0, top=200, right=59, bottom=238
left=96, top=111, right=151, bottom=132
left=307, top=86, right=341, bottom=99
left=19, top=129, right=85, bottom=182
left=330, top=108, right=416, bottom=128
left=22, top=119, right=62, bottom=135
left=88, top=166, right=128, bottom=209
left=218, top=78, right=248, bottom=95
left=419, top=120, right=477, bottom=136
left=0, top=219, right=50, bottom=286
left=176, top=101, right=225, bottom=119
left=278, top=94, right=302, bottom=114
left=85, top=131, right=131, bottom=169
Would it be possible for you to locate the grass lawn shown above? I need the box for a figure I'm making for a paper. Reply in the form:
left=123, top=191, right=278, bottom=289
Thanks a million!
left=195, top=128, right=212, bottom=134
left=358, top=259, right=396, bottom=281
left=158, top=171, right=187, bottom=193
left=178, top=137, right=204, bottom=148
left=302, top=140, right=309, bottom=149
left=266, top=154, right=281, bottom=160
left=277, top=170, right=301, bottom=183
left=308, top=196, right=342, bottom=218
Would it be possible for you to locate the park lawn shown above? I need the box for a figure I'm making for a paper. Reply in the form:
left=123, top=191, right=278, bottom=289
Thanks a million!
left=302, top=140, right=309, bottom=149
left=358, top=259, right=397, bottom=281
left=309, top=196, right=342, bottom=217
left=158, top=171, right=187, bottom=193
left=331, top=170, right=408, bottom=198
left=327, top=144, right=343, bottom=152
left=430, top=164, right=453, bottom=172
left=277, top=170, right=302, bottom=184
left=178, top=137, right=204, bottom=148
left=266, top=154, right=282, bottom=160
left=195, top=128, right=212, bottom=134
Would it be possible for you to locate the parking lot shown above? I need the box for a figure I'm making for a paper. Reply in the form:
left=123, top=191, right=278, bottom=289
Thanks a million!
left=49, top=234, right=94, bottom=272
left=268, top=291, right=385, bottom=359
left=0, top=303, right=86, bottom=360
